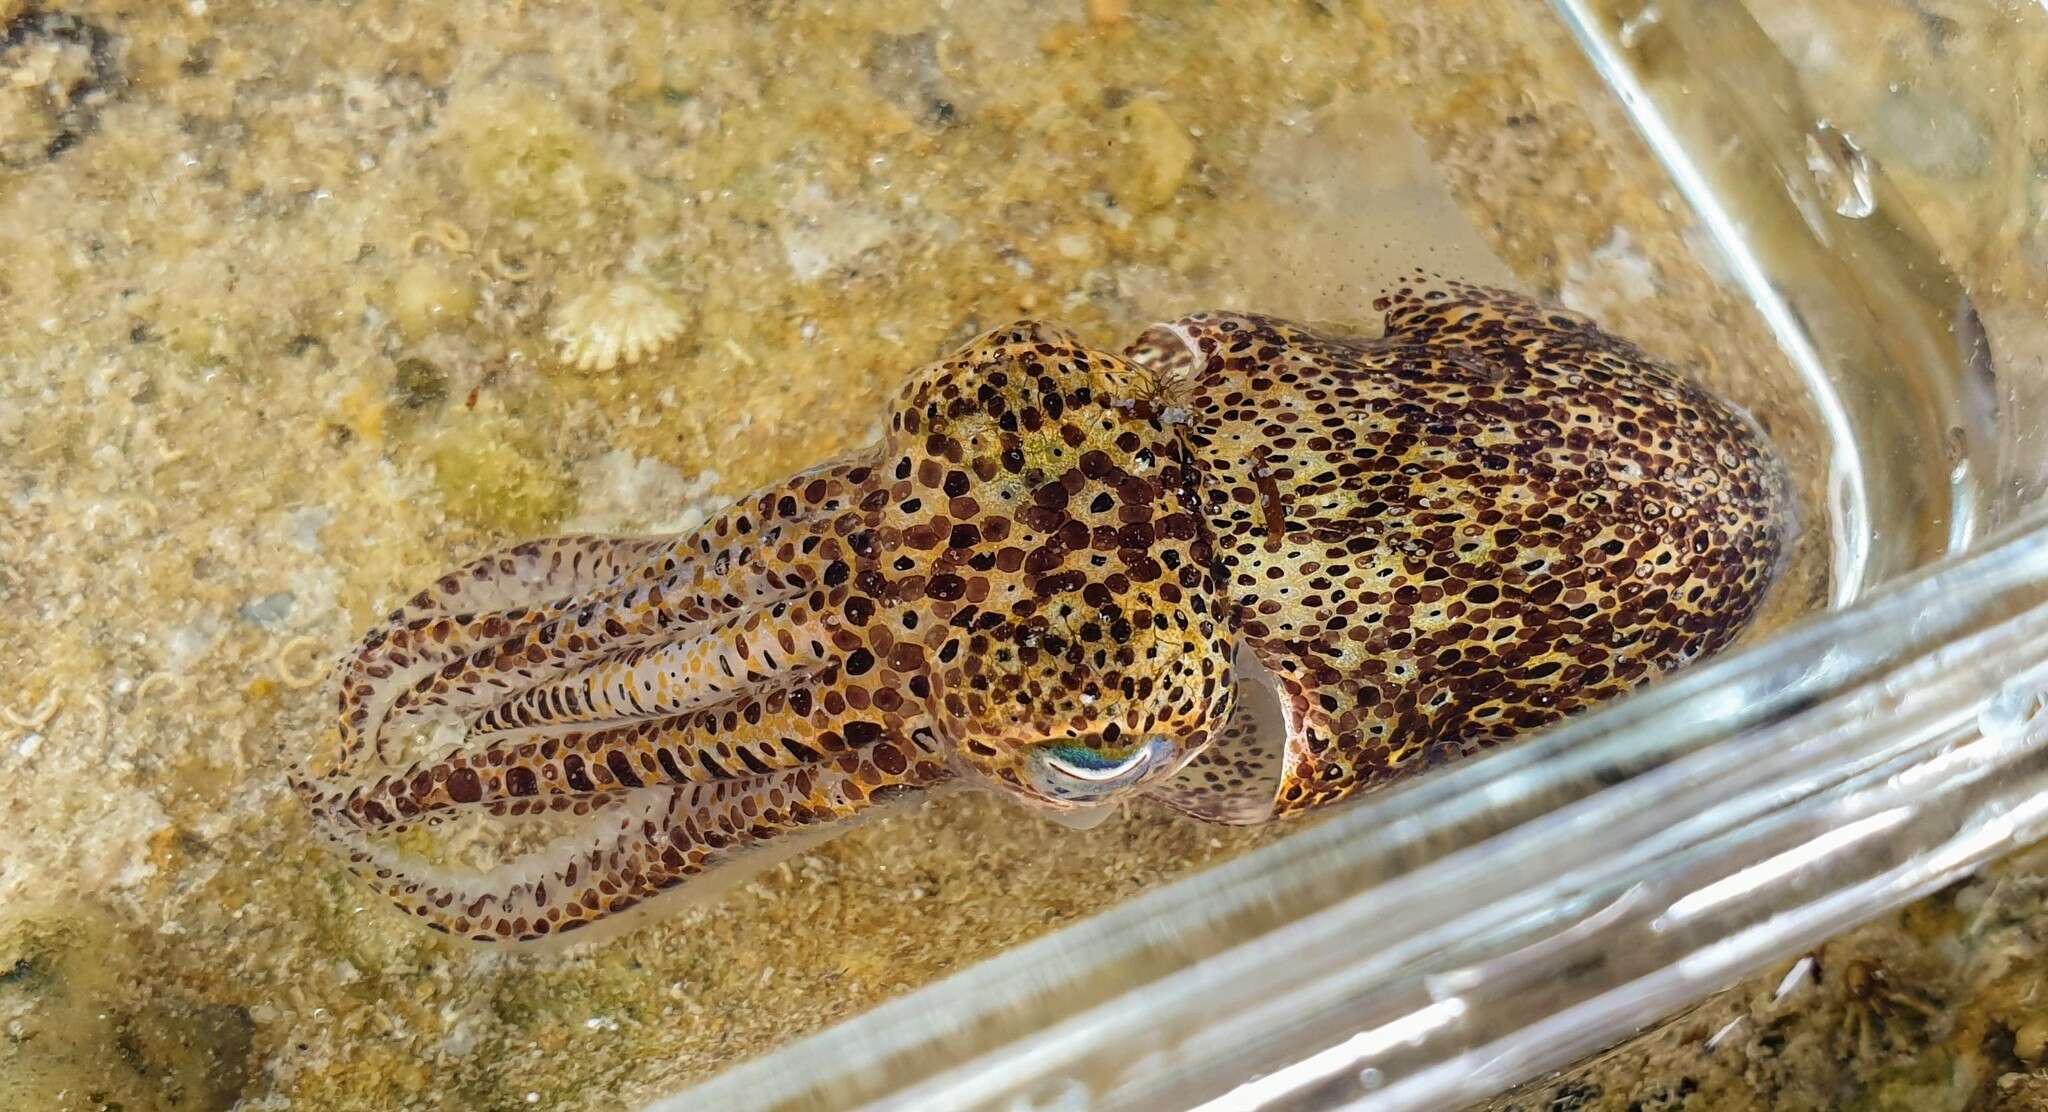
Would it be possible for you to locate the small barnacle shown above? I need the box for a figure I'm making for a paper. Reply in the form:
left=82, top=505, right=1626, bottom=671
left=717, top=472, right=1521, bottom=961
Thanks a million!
left=545, top=278, right=688, bottom=372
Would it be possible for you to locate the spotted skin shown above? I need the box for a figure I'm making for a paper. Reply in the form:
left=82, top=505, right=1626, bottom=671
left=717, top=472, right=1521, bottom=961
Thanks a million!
left=291, top=282, right=1789, bottom=942
left=1135, top=282, right=1788, bottom=821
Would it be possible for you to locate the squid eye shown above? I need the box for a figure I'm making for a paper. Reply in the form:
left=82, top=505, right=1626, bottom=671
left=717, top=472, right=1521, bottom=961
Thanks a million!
left=1040, top=744, right=1146, bottom=782
left=1036, top=737, right=1173, bottom=784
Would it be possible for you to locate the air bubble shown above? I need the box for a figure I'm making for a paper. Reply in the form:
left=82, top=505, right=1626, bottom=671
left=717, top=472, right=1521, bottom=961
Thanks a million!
left=1617, top=2, right=1661, bottom=48
left=1978, top=674, right=2048, bottom=743
left=1805, top=123, right=1876, bottom=219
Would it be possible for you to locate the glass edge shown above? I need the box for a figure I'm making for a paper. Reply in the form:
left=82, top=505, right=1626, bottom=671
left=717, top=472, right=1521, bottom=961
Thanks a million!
left=659, top=507, right=2048, bottom=1112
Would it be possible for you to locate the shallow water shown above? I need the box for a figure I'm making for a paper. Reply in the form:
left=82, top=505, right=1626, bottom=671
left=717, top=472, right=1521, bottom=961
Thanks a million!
left=1, top=2, right=1832, bottom=1108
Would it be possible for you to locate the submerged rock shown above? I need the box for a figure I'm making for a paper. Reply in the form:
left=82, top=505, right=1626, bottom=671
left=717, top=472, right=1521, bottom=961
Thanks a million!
left=0, top=9, right=122, bottom=168
left=235, top=591, right=295, bottom=628
left=390, top=262, right=478, bottom=340
left=0, top=906, right=254, bottom=1111
left=1111, top=97, right=1195, bottom=212
left=864, top=31, right=960, bottom=129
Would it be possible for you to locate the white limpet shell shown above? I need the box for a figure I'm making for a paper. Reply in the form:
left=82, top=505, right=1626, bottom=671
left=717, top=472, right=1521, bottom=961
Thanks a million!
left=546, top=278, right=687, bottom=371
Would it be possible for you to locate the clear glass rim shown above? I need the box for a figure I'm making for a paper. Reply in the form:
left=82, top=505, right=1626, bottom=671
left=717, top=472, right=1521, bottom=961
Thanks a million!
left=661, top=504, right=2048, bottom=1112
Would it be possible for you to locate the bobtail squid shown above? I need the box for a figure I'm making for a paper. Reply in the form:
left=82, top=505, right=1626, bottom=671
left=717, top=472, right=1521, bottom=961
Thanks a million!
left=290, top=282, right=1790, bottom=943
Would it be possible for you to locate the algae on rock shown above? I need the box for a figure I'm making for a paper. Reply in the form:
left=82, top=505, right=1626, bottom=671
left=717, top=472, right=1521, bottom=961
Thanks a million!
left=0, top=906, right=253, bottom=1112
left=425, top=411, right=577, bottom=535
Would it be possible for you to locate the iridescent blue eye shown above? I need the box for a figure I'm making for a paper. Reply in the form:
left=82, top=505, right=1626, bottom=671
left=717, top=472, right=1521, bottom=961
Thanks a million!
left=1036, top=741, right=1166, bottom=786
left=1040, top=744, right=1132, bottom=772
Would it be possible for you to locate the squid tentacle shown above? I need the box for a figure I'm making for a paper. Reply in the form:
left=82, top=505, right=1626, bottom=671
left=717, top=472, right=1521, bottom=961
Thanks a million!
left=326, top=781, right=640, bottom=839
left=364, top=526, right=812, bottom=735
left=339, top=534, right=674, bottom=721
left=301, top=562, right=857, bottom=831
left=313, top=727, right=949, bottom=943
left=373, top=535, right=678, bottom=626
left=335, top=538, right=666, bottom=761
left=315, top=662, right=884, bottom=833
left=331, top=456, right=875, bottom=764
left=460, top=590, right=840, bottom=740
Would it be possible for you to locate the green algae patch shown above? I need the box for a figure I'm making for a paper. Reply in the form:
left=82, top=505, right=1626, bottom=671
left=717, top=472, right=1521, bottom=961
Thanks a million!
left=391, top=355, right=450, bottom=413
left=0, top=905, right=254, bottom=1112
left=427, top=412, right=576, bottom=535
left=1847, top=1050, right=1978, bottom=1112
left=448, top=87, right=632, bottom=231
left=1109, top=97, right=1197, bottom=212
